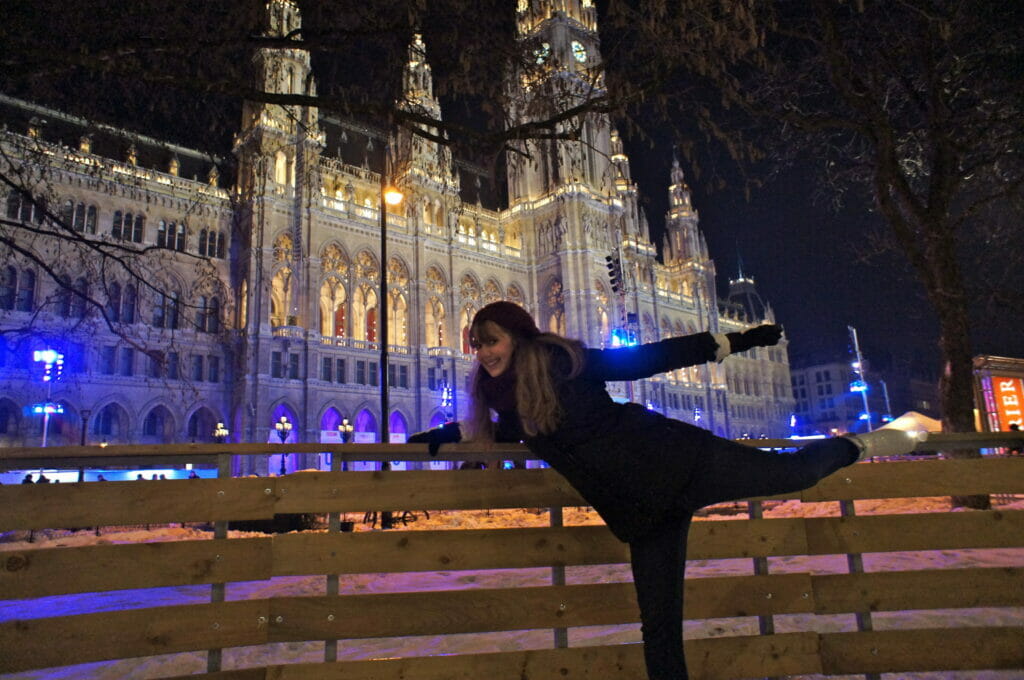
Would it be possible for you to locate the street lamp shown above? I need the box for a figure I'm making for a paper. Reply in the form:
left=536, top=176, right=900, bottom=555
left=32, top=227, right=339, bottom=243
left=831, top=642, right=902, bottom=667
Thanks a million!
left=338, top=417, right=353, bottom=443
left=379, top=146, right=403, bottom=447
left=338, top=416, right=354, bottom=472
left=275, top=416, right=292, bottom=476
left=213, top=422, right=229, bottom=444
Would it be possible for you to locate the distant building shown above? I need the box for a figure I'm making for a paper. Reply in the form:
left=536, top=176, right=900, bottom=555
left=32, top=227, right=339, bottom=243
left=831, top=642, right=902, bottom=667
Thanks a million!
left=0, top=0, right=794, bottom=471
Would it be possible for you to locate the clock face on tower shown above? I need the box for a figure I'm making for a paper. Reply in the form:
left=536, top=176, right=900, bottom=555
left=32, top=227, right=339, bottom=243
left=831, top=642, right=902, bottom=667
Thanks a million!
left=571, top=41, right=587, bottom=63
left=535, top=42, right=551, bottom=64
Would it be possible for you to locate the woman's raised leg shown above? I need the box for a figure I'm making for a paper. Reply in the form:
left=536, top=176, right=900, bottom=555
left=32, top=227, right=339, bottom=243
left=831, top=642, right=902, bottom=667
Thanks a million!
left=685, top=436, right=859, bottom=510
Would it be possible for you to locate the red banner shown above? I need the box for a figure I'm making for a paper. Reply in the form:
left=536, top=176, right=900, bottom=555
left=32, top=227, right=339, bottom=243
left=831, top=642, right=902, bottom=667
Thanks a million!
left=992, top=375, right=1024, bottom=430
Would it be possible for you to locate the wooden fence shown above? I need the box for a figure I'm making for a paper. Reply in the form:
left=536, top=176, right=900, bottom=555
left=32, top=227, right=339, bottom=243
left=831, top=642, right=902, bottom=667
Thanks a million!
left=1, top=434, right=1022, bottom=679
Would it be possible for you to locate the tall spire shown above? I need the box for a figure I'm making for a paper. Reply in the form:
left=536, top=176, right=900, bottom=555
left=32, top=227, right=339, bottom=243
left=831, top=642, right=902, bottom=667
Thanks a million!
left=396, top=34, right=456, bottom=192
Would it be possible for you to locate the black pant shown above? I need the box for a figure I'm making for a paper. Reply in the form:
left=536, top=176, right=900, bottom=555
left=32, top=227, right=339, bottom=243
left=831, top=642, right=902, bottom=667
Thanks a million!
left=628, top=437, right=859, bottom=680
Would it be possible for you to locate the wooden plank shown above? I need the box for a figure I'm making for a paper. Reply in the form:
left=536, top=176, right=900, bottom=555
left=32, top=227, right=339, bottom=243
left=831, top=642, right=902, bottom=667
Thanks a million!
left=0, top=442, right=526, bottom=463
left=689, top=516, right=809, bottom=559
left=802, top=457, right=1024, bottom=502
left=0, top=538, right=273, bottom=599
left=160, top=672, right=265, bottom=680
left=157, top=633, right=820, bottom=680
left=819, top=627, right=1024, bottom=675
left=0, top=600, right=269, bottom=673
left=803, top=510, right=1024, bottom=554
left=0, top=477, right=278, bottom=531
left=813, top=567, right=1024, bottom=614
left=270, top=519, right=807, bottom=577
left=265, top=576, right=813, bottom=643
left=272, top=526, right=626, bottom=575
left=273, top=469, right=584, bottom=513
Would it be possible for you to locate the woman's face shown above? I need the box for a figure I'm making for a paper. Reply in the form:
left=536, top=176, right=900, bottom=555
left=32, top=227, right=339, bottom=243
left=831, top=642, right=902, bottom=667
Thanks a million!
left=472, top=321, right=515, bottom=377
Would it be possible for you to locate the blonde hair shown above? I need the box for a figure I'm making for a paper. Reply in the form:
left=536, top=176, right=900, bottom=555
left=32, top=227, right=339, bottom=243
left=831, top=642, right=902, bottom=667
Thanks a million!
left=465, top=323, right=585, bottom=441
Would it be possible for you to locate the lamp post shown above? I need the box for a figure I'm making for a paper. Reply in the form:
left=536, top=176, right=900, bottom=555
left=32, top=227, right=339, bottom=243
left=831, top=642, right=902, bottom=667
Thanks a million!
left=379, top=145, right=403, bottom=447
left=848, top=326, right=872, bottom=431
left=32, top=349, right=64, bottom=447
left=275, top=416, right=292, bottom=476
left=213, top=422, right=229, bottom=444
left=80, top=409, right=91, bottom=446
left=338, top=417, right=353, bottom=472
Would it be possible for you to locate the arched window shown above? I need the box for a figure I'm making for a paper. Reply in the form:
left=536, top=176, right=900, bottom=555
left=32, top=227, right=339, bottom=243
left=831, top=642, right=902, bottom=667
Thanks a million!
left=132, top=214, right=145, bottom=243
left=122, top=284, right=136, bottom=324
left=15, top=269, right=35, bottom=312
left=106, top=282, right=121, bottom=322
left=174, top=222, right=186, bottom=251
left=388, top=291, right=407, bottom=345
left=153, top=290, right=180, bottom=329
left=352, top=284, right=377, bottom=342
left=60, top=199, right=74, bottom=228
left=5, top=191, right=19, bottom=220
left=319, top=277, right=346, bottom=338
left=270, top=268, right=291, bottom=327
left=197, top=296, right=220, bottom=333
left=85, top=205, right=97, bottom=234
left=69, top=278, right=89, bottom=319
left=143, top=408, right=165, bottom=437
left=157, top=220, right=168, bottom=248
left=111, top=211, right=123, bottom=240
left=5, top=190, right=39, bottom=222
left=425, top=297, right=445, bottom=347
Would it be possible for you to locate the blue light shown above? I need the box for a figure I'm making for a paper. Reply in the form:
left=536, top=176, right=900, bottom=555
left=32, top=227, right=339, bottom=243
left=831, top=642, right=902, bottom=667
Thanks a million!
left=32, top=402, right=64, bottom=415
left=610, top=328, right=637, bottom=347
left=858, top=412, right=871, bottom=421
left=33, top=349, right=64, bottom=382
left=849, top=380, right=867, bottom=393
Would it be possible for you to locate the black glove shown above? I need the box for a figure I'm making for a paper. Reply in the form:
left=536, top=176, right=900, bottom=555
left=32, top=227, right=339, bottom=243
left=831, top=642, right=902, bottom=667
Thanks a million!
left=726, top=324, right=783, bottom=353
left=407, top=422, right=462, bottom=457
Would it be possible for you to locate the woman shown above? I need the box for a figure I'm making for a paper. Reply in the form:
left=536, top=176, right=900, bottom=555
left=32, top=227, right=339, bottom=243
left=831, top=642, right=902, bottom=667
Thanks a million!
left=410, top=301, right=921, bottom=680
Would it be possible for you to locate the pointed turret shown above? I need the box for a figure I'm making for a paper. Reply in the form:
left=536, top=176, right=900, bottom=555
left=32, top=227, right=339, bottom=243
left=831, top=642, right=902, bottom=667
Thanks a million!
left=395, top=34, right=457, bottom=192
left=662, top=158, right=702, bottom=264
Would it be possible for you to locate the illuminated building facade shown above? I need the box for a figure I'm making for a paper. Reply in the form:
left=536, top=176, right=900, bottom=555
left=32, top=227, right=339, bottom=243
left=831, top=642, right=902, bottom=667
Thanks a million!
left=0, top=0, right=794, bottom=470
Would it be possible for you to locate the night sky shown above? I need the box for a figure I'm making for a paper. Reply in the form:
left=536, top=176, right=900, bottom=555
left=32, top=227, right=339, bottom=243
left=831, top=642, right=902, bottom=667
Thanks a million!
left=624, top=143, right=1021, bottom=378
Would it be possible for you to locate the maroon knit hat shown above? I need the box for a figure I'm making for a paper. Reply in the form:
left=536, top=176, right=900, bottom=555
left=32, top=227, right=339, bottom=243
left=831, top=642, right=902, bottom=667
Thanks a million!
left=472, top=301, right=540, bottom=339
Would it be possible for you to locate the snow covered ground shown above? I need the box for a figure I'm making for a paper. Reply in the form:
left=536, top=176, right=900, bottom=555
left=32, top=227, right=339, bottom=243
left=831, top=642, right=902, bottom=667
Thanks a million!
left=2, top=496, right=1022, bottom=680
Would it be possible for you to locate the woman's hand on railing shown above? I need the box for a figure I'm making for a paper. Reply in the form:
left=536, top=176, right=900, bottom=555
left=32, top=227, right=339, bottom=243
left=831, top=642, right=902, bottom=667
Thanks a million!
left=408, top=422, right=462, bottom=457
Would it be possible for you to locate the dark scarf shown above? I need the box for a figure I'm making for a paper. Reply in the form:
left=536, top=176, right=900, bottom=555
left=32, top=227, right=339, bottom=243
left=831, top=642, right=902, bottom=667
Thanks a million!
left=479, top=368, right=518, bottom=413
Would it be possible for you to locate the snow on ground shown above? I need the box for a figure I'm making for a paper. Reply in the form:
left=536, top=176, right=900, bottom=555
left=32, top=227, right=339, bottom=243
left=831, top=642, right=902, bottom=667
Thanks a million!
left=2, top=497, right=1022, bottom=680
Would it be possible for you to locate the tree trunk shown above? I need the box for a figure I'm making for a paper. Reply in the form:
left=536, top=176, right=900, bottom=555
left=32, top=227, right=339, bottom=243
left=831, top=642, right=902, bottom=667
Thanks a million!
left=931, top=249, right=990, bottom=509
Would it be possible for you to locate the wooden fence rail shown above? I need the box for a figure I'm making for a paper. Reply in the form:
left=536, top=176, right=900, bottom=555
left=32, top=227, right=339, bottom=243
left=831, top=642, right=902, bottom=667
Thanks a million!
left=1, top=436, right=1022, bottom=679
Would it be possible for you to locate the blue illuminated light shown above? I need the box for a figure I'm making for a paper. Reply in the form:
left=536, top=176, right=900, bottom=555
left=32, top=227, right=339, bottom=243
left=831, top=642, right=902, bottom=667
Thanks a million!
left=610, top=328, right=637, bottom=347
left=32, top=402, right=64, bottom=415
left=33, top=349, right=64, bottom=382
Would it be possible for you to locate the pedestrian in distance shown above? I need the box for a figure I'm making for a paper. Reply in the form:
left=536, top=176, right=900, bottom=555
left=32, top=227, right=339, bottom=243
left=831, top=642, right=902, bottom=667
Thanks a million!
left=21, top=474, right=33, bottom=484
left=409, top=300, right=926, bottom=680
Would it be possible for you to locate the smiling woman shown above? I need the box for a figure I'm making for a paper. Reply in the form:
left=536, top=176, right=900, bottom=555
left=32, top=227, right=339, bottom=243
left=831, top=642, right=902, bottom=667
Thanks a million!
left=409, top=300, right=927, bottom=680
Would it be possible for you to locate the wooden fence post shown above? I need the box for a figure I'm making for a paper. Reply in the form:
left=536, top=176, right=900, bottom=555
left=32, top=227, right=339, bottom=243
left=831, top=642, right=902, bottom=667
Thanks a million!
left=207, top=451, right=232, bottom=673
left=550, top=504, right=568, bottom=649
left=840, top=495, right=880, bottom=680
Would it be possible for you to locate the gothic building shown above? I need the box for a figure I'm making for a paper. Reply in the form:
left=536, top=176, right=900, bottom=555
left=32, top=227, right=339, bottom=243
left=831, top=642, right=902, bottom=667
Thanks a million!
left=0, top=0, right=794, bottom=472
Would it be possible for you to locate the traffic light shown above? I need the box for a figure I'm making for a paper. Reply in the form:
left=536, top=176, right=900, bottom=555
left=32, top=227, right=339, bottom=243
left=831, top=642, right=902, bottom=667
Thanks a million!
left=605, top=254, right=622, bottom=293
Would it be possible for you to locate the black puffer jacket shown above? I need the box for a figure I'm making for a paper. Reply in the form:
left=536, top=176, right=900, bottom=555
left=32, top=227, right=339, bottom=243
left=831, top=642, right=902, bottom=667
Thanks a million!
left=488, top=332, right=723, bottom=543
